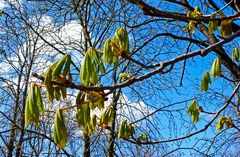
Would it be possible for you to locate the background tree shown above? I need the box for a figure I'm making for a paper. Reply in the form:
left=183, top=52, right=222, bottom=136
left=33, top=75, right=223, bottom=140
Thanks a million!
left=0, top=0, right=240, bottom=157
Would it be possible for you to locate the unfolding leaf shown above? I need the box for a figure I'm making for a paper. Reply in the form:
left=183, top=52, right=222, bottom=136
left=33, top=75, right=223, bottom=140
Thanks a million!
left=117, top=120, right=134, bottom=139
left=25, top=84, right=41, bottom=127
left=187, top=100, right=199, bottom=123
left=52, top=55, right=67, bottom=79
left=62, top=54, right=71, bottom=78
left=35, top=85, right=44, bottom=114
left=100, top=105, right=114, bottom=126
left=232, top=48, right=240, bottom=62
left=103, top=38, right=113, bottom=64
left=220, top=19, right=233, bottom=37
left=76, top=103, right=90, bottom=126
left=208, top=14, right=218, bottom=35
left=200, top=71, right=211, bottom=91
left=115, top=28, right=130, bottom=55
left=210, top=58, right=222, bottom=79
left=187, top=21, right=195, bottom=34
left=216, top=116, right=226, bottom=131
left=225, top=117, right=234, bottom=128
left=53, top=109, right=68, bottom=149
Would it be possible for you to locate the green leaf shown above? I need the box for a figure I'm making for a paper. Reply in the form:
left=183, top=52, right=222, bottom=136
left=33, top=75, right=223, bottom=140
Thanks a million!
left=210, top=58, right=222, bottom=79
left=193, top=6, right=202, bottom=17
left=80, top=54, right=90, bottom=85
left=54, top=86, right=61, bottom=101
left=52, top=55, right=67, bottom=79
left=200, top=71, right=211, bottom=91
left=216, top=116, right=226, bottom=131
left=115, top=28, right=130, bottom=55
left=62, top=54, right=71, bottom=78
left=232, top=48, right=240, bottom=62
left=53, top=109, right=68, bottom=149
left=208, top=14, right=218, bottom=35
left=35, top=85, right=44, bottom=114
left=137, top=133, right=148, bottom=143
left=103, top=38, right=113, bottom=64
left=76, top=91, right=85, bottom=106
left=76, top=103, right=90, bottom=126
left=187, top=100, right=199, bottom=123
left=25, top=84, right=40, bottom=127
left=60, top=87, right=67, bottom=100
left=187, top=21, right=195, bottom=34
left=220, top=19, right=233, bottom=37
left=100, top=105, right=113, bottom=126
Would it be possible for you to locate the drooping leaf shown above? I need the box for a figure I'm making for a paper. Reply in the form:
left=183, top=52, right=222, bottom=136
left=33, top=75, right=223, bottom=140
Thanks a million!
left=62, top=54, right=71, bottom=78
left=220, top=19, right=233, bottom=37
left=115, top=28, right=130, bottom=55
left=210, top=58, right=222, bottom=79
left=103, top=38, right=113, bottom=64
left=52, top=55, right=67, bottom=79
left=187, top=21, right=195, bottom=34
left=76, top=91, right=85, bottom=107
left=193, top=6, right=202, bottom=17
left=76, top=103, right=90, bottom=126
left=35, top=85, right=44, bottom=114
left=226, top=117, right=234, bottom=127
left=187, top=100, right=199, bottom=123
left=54, top=86, right=61, bottom=101
left=117, top=120, right=134, bottom=139
left=208, top=14, right=218, bottom=35
left=53, top=109, right=68, bottom=149
left=25, top=84, right=40, bottom=127
left=216, top=116, right=226, bottom=131
left=200, top=71, right=211, bottom=91
left=118, top=120, right=128, bottom=139
left=232, top=48, right=240, bottom=62
left=60, top=87, right=67, bottom=100
left=100, top=105, right=114, bottom=127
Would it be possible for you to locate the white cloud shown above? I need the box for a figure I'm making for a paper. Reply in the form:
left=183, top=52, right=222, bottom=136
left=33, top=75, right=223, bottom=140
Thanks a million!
left=0, top=0, right=22, bottom=9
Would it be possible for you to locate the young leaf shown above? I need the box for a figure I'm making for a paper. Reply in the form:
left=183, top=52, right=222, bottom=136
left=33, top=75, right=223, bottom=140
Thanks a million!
left=232, top=48, right=240, bottom=62
left=80, top=54, right=90, bottom=85
left=25, top=84, right=40, bottom=127
left=118, top=120, right=128, bottom=139
left=100, top=105, right=114, bottom=127
left=53, top=109, right=68, bottom=149
left=60, top=87, right=67, bottom=100
left=76, top=103, right=90, bottom=126
left=216, top=116, right=226, bottom=131
left=76, top=91, right=85, bottom=106
left=187, top=100, right=200, bottom=123
left=220, top=19, right=233, bottom=37
left=225, top=117, right=234, bottom=128
left=103, top=38, right=113, bottom=64
left=200, top=71, right=211, bottom=91
left=25, top=96, right=32, bottom=127
left=54, top=86, right=61, bottom=101
left=62, top=54, right=71, bottom=78
left=115, top=28, right=130, bottom=55
left=193, top=6, right=202, bottom=17
left=52, top=55, right=67, bottom=79
left=210, top=58, right=222, bottom=79
left=187, top=21, right=195, bottom=34
left=35, top=85, right=44, bottom=114
left=208, top=14, right=218, bottom=35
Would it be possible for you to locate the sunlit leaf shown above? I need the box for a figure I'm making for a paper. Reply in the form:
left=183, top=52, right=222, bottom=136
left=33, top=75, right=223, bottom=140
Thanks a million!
left=220, top=19, right=233, bottom=37
left=208, top=14, right=218, bottom=35
left=53, top=109, right=68, bottom=149
left=210, top=58, right=222, bottom=79
left=187, top=100, right=199, bottom=123
left=200, top=71, right=211, bottom=91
